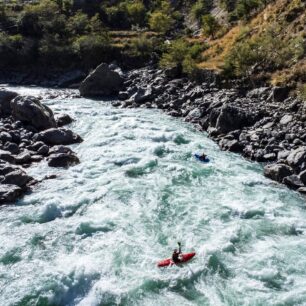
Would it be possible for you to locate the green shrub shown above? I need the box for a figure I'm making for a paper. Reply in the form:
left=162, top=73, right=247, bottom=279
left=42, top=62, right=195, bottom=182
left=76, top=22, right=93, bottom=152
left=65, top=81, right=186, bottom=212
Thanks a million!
left=202, top=14, right=220, bottom=39
left=126, top=1, right=146, bottom=26
left=160, top=39, right=205, bottom=75
left=67, top=11, right=90, bottom=35
left=190, top=0, right=211, bottom=22
left=149, top=11, right=173, bottom=33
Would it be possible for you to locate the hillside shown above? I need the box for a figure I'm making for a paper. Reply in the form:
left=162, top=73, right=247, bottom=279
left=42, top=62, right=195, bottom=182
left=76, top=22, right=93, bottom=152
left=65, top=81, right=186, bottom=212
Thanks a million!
left=0, top=0, right=305, bottom=96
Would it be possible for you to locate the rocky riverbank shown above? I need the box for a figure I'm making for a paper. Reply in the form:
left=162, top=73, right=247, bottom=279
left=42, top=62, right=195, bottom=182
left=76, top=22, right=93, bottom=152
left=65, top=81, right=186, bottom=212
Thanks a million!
left=92, top=65, right=306, bottom=194
left=0, top=90, right=83, bottom=204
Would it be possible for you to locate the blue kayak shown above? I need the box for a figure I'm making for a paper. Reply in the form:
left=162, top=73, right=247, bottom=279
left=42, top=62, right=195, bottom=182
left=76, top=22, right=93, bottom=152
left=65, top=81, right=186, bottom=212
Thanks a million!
left=194, top=154, right=210, bottom=163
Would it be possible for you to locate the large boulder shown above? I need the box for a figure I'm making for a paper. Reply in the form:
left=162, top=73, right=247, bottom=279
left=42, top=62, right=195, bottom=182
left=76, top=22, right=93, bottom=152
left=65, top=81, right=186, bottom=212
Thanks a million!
left=283, top=175, right=304, bottom=190
left=79, top=63, right=123, bottom=97
left=287, top=147, right=306, bottom=168
left=2, top=169, right=33, bottom=188
left=0, top=184, right=23, bottom=204
left=264, top=164, right=293, bottom=182
left=35, top=128, right=83, bottom=145
left=11, top=96, right=56, bottom=130
left=56, top=113, right=74, bottom=127
left=216, top=104, right=259, bottom=134
left=48, top=153, right=80, bottom=168
left=0, top=90, right=18, bottom=116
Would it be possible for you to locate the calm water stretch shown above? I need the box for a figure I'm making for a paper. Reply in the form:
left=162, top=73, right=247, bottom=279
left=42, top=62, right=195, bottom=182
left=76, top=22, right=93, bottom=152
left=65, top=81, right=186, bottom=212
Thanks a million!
left=1, top=88, right=306, bottom=306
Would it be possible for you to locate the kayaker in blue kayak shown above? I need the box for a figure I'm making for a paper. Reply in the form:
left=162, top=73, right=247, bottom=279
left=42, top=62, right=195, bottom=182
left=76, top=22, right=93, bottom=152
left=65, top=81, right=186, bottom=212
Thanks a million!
left=172, top=242, right=182, bottom=263
left=199, top=152, right=207, bottom=162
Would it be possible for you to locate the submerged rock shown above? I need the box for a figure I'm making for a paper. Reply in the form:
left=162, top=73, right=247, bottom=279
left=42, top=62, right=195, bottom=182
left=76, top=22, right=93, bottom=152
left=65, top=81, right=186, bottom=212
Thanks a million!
left=48, top=153, right=80, bottom=168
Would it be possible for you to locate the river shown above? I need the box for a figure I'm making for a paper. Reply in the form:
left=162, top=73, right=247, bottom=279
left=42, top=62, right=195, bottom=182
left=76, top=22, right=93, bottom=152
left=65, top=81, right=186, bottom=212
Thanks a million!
left=1, top=88, right=306, bottom=306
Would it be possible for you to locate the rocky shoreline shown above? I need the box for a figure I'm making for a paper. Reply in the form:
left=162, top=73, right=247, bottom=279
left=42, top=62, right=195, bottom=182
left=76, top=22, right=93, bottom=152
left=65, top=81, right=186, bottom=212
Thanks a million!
left=96, top=65, right=306, bottom=195
left=0, top=90, right=83, bottom=204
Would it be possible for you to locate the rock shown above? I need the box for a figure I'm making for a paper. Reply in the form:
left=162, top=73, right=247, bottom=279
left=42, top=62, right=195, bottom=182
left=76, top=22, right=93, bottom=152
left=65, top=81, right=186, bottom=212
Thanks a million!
left=268, top=86, right=290, bottom=102
left=283, top=175, right=304, bottom=190
left=287, top=147, right=306, bottom=168
left=264, top=164, right=293, bottom=182
left=48, top=145, right=73, bottom=155
left=79, top=63, right=123, bottom=97
left=277, top=150, right=290, bottom=160
left=219, top=139, right=243, bottom=153
left=0, top=90, right=18, bottom=116
left=262, top=153, right=276, bottom=161
left=216, top=104, right=259, bottom=133
left=133, top=87, right=153, bottom=104
left=299, top=170, right=306, bottom=185
left=0, top=149, right=15, bottom=163
left=56, top=113, right=74, bottom=127
left=0, top=131, right=12, bottom=143
left=11, top=96, right=56, bottom=130
left=118, top=91, right=129, bottom=100
left=280, top=114, right=293, bottom=125
left=48, top=153, right=80, bottom=168
left=185, top=108, right=204, bottom=122
left=35, top=128, right=83, bottom=145
left=0, top=164, right=19, bottom=175
left=2, top=169, right=33, bottom=188
left=0, top=184, right=23, bottom=204
left=297, top=187, right=306, bottom=194
left=3, top=142, right=19, bottom=154
left=37, top=145, right=49, bottom=156
left=29, top=141, right=45, bottom=151
left=15, top=151, right=31, bottom=164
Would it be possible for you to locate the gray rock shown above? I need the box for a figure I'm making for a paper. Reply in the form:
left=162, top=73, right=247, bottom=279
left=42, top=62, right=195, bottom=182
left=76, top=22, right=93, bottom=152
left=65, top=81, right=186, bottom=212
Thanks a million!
left=0, top=149, right=15, bottom=163
left=277, top=150, right=290, bottom=160
left=268, top=86, right=290, bottom=102
left=15, top=151, right=31, bottom=164
left=29, top=141, right=45, bottom=151
left=3, top=142, right=19, bottom=154
left=133, top=87, right=152, bottom=104
left=283, top=175, right=304, bottom=190
left=11, top=96, right=56, bottom=130
left=219, top=139, right=243, bottom=153
left=79, top=63, right=123, bottom=97
left=0, top=90, right=18, bottom=116
left=48, top=153, right=80, bottom=168
left=0, top=184, right=22, bottom=204
left=264, top=164, right=293, bottom=182
left=48, top=145, right=73, bottom=155
left=287, top=147, right=306, bottom=168
left=0, top=164, right=19, bottom=175
left=37, top=145, right=49, bottom=156
left=118, top=91, right=129, bottom=100
left=280, top=114, right=293, bottom=125
left=297, top=187, right=306, bottom=194
left=299, top=170, right=306, bottom=185
left=35, top=128, right=83, bottom=145
left=0, top=132, right=12, bottom=143
left=56, top=113, right=74, bottom=127
left=2, top=169, right=33, bottom=188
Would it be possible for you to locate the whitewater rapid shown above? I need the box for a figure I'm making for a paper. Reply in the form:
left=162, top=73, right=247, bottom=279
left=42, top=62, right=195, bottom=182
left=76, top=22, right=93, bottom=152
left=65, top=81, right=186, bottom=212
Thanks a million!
left=1, top=89, right=306, bottom=306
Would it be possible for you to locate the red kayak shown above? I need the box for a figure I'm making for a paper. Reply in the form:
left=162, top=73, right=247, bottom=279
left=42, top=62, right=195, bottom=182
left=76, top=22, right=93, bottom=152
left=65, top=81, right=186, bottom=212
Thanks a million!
left=157, top=252, right=196, bottom=267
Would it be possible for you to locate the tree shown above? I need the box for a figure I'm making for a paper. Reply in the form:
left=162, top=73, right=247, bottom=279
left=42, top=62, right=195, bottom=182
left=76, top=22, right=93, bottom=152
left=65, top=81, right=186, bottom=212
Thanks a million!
left=126, top=1, right=146, bottom=26
left=202, top=14, right=220, bottom=39
left=149, top=11, right=173, bottom=33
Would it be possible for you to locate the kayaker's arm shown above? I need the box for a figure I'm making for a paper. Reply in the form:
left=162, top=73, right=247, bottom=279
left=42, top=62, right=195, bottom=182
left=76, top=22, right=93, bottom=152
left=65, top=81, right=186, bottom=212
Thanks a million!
left=178, top=242, right=181, bottom=254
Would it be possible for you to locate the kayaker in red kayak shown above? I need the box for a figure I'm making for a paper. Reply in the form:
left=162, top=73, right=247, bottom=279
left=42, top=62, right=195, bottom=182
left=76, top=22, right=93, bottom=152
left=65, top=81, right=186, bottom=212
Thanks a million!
left=172, top=242, right=183, bottom=263
left=199, top=152, right=207, bottom=161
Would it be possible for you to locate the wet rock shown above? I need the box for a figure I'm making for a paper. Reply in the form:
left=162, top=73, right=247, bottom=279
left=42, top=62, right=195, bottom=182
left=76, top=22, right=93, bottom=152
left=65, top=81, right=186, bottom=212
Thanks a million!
left=0, top=90, right=18, bottom=116
left=56, top=113, right=74, bottom=127
left=297, top=187, right=306, bottom=194
left=3, top=142, right=19, bottom=154
left=0, top=149, right=15, bottom=163
left=37, top=145, right=49, bottom=156
left=283, top=175, right=304, bottom=190
left=133, top=87, right=153, bottom=104
left=79, top=63, right=123, bottom=97
left=48, top=153, right=80, bottom=168
left=219, top=139, right=243, bottom=153
left=48, top=145, right=73, bottom=155
left=264, top=164, right=293, bottom=182
left=2, top=169, right=33, bottom=188
left=11, top=96, right=56, bottom=130
left=0, top=164, right=19, bottom=176
left=0, top=184, right=22, bottom=204
left=118, top=91, right=129, bottom=100
left=15, top=151, right=31, bottom=165
left=0, top=132, right=12, bottom=143
left=299, top=170, right=306, bottom=185
left=35, top=128, right=83, bottom=145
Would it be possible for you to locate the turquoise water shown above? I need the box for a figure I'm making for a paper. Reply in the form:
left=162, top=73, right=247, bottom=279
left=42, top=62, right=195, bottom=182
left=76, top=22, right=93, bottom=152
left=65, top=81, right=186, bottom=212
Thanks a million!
left=1, top=90, right=306, bottom=306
